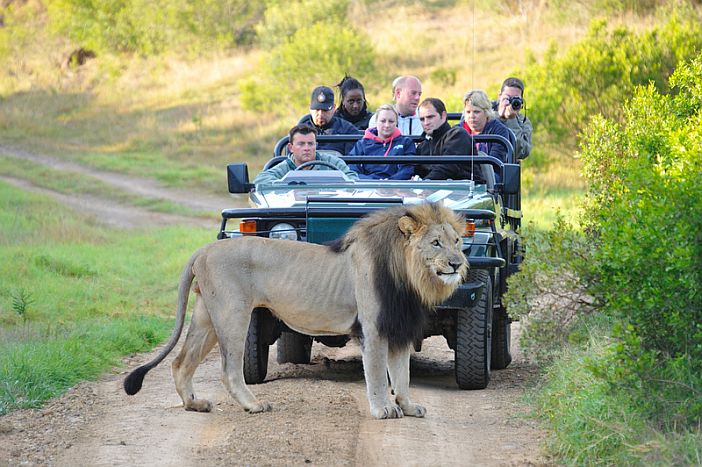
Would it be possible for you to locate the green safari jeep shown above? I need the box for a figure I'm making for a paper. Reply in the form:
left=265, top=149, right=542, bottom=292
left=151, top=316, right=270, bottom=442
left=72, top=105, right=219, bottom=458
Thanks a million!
left=219, top=132, right=523, bottom=390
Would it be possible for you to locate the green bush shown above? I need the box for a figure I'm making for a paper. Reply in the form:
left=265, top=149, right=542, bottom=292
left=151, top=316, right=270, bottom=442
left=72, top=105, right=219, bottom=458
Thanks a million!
left=520, top=5, right=702, bottom=157
left=255, top=0, right=350, bottom=49
left=241, top=22, right=376, bottom=116
left=45, top=0, right=265, bottom=55
left=505, top=217, right=597, bottom=364
left=579, top=53, right=702, bottom=426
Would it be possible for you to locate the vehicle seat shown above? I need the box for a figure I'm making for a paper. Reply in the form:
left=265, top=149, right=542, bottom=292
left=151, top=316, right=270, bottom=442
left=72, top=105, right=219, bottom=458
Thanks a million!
left=317, top=149, right=343, bottom=158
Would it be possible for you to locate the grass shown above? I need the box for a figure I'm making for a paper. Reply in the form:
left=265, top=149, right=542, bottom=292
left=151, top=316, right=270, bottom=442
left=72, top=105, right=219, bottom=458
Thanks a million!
left=0, top=155, right=207, bottom=216
left=529, top=320, right=702, bottom=465
left=0, top=182, right=212, bottom=414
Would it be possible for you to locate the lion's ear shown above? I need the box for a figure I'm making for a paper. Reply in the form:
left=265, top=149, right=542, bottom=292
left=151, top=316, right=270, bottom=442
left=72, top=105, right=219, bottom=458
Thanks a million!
left=398, top=215, right=418, bottom=237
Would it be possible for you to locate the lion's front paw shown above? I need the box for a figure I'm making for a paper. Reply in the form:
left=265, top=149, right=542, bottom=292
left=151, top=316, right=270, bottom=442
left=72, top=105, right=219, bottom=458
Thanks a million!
left=400, top=403, right=426, bottom=418
left=244, top=401, right=272, bottom=414
left=371, top=404, right=403, bottom=419
left=184, top=399, right=212, bottom=412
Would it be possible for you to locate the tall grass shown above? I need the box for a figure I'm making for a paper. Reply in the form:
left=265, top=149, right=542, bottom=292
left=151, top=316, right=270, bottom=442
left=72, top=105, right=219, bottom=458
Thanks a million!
left=530, top=318, right=702, bottom=465
left=0, top=182, right=212, bottom=414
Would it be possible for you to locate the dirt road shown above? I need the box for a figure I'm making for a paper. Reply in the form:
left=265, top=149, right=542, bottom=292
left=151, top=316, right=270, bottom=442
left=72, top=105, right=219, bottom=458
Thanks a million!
left=1, top=336, right=546, bottom=466
left=0, top=147, right=548, bottom=466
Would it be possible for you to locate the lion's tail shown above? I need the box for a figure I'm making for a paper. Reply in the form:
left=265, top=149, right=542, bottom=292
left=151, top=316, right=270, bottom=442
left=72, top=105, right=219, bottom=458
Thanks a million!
left=123, top=249, right=199, bottom=395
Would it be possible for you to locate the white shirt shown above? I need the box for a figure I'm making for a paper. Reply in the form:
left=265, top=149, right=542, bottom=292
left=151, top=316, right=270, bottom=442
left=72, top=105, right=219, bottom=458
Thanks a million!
left=368, top=108, right=423, bottom=136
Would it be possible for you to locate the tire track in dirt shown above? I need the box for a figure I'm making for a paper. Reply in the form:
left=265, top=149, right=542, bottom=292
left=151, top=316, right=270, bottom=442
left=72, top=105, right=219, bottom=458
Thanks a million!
left=0, top=145, right=233, bottom=212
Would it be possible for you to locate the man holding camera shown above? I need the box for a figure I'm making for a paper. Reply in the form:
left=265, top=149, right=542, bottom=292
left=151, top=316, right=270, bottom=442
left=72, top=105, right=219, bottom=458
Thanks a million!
left=495, top=77, right=532, bottom=160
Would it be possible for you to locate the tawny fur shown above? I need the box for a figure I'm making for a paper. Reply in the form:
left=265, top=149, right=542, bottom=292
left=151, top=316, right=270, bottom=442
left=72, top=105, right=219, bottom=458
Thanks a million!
left=124, top=203, right=468, bottom=419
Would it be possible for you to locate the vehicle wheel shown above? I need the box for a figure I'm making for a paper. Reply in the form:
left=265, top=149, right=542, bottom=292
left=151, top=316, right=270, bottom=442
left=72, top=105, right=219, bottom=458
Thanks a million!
left=491, top=305, right=512, bottom=370
left=276, top=331, right=312, bottom=364
left=243, top=308, right=269, bottom=384
left=455, top=269, right=492, bottom=389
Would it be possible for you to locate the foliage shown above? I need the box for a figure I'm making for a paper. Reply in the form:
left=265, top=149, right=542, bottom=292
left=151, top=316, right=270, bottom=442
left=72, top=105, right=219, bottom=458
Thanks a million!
left=520, top=5, right=702, bottom=160
left=241, top=22, right=376, bottom=116
left=531, top=331, right=702, bottom=465
left=255, top=0, right=350, bottom=49
left=505, top=218, right=597, bottom=364
left=45, top=0, right=265, bottom=55
left=0, top=182, right=212, bottom=414
left=579, top=53, right=702, bottom=426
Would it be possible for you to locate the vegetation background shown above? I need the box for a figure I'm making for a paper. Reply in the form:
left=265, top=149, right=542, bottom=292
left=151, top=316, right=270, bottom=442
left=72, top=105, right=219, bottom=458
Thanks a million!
left=1, top=0, right=701, bottom=464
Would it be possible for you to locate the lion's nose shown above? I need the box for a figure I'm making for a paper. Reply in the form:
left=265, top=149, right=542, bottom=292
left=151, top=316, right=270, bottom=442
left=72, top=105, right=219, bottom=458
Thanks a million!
left=449, top=261, right=462, bottom=272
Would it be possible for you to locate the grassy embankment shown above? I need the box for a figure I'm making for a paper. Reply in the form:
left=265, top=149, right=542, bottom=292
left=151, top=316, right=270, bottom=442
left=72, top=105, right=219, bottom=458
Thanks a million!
left=0, top=182, right=211, bottom=415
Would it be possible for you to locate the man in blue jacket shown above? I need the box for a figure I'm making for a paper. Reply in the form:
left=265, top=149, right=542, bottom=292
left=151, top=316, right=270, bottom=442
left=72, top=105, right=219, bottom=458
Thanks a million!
left=298, top=86, right=361, bottom=155
left=253, top=124, right=358, bottom=186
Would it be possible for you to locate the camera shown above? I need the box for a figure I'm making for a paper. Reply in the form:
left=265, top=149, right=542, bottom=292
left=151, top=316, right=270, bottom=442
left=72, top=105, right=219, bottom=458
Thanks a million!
left=508, top=95, right=523, bottom=111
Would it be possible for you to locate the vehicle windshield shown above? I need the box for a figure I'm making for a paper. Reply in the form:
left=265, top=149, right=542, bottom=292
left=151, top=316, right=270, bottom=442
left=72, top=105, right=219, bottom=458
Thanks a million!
left=251, top=179, right=484, bottom=209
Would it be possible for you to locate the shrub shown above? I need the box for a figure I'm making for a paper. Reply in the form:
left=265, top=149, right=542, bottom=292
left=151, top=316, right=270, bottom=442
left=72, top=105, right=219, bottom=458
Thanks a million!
left=45, top=0, right=264, bottom=55
left=579, top=52, right=702, bottom=426
left=505, top=217, right=598, bottom=364
left=520, top=5, right=702, bottom=155
left=255, top=0, right=350, bottom=49
left=240, top=22, right=376, bottom=116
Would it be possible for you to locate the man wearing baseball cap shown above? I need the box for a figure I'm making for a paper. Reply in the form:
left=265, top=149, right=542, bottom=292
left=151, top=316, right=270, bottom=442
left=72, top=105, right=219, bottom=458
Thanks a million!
left=298, top=85, right=360, bottom=155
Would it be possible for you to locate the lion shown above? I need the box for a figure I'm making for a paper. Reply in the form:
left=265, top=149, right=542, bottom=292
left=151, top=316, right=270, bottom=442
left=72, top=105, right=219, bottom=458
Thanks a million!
left=124, top=203, right=468, bottom=419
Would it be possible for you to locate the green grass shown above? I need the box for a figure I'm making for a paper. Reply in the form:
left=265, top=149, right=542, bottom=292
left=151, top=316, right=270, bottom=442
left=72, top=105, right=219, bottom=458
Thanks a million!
left=0, top=181, right=213, bottom=414
left=529, top=318, right=702, bottom=466
left=0, top=155, right=208, bottom=216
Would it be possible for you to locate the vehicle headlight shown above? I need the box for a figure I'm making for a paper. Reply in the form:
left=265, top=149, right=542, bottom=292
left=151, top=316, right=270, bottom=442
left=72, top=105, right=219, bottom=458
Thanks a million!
left=269, top=223, right=298, bottom=241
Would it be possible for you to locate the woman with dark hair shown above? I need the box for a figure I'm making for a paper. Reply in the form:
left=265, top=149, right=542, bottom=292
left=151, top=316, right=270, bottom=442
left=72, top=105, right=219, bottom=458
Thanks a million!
left=334, top=75, right=374, bottom=130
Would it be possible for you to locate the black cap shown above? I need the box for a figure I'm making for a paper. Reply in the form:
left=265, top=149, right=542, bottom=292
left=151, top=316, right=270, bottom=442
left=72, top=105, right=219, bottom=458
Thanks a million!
left=310, top=86, right=334, bottom=110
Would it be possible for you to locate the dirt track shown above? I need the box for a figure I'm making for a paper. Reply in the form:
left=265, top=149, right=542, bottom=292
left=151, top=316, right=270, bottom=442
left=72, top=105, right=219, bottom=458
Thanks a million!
left=0, top=147, right=549, bottom=466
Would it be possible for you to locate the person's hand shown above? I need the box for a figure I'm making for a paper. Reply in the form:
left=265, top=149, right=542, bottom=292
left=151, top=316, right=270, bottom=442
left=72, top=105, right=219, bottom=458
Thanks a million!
left=410, top=175, right=422, bottom=181
left=499, top=100, right=519, bottom=120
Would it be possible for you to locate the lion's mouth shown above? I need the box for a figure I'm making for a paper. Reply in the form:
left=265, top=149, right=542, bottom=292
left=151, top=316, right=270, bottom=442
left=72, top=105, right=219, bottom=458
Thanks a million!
left=436, top=270, right=463, bottom=285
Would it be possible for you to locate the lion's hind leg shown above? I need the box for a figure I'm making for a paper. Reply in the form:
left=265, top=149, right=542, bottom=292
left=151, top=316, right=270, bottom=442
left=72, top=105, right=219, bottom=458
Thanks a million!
left=202, top=290, right=272, bottom=414
left=172, top=294, right=218, bottom=412
left=388, top=346, right=426, bottom=418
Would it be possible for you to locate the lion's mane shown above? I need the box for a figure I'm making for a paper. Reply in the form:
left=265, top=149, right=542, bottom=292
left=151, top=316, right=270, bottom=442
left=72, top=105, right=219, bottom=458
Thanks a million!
left=330, top=203, right=465, bottom=351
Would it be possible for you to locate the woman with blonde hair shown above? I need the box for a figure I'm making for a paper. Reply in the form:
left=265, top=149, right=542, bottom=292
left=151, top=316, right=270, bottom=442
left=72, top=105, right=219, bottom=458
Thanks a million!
left=348, top=104, right=415, bottom=179
left=460, top=89, right=512, bottom=163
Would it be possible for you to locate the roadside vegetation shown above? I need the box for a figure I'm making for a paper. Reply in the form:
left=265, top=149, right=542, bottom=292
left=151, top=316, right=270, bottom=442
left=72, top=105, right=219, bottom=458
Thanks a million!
left=507, top=49, right=702, bottom=465
left=1, top=0, right=701, bottom=463
left=0, top=183, right=212, bottom=415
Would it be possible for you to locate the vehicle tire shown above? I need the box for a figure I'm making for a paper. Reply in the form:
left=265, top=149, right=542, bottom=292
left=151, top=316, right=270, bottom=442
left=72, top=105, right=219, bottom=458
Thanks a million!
left=455, top=269, right=492, bottom=389
left=243, top=308, right=269, bottom=384
left=276, top=331, right=312, bottom=364
left=491, top=305, right=512, bottom=370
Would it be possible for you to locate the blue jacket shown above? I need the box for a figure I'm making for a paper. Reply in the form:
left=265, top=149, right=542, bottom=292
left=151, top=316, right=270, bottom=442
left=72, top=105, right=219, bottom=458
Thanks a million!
left=298, top=114, right=361, bottom=155
left=348, top=128, right=416, bottom=180
left=457, top=119, right=512, bottom=163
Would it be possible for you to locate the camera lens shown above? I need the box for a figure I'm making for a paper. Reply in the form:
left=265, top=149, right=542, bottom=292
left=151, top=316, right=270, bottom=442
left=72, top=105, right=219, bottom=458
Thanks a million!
left=509, top=96, right=523, bottom=111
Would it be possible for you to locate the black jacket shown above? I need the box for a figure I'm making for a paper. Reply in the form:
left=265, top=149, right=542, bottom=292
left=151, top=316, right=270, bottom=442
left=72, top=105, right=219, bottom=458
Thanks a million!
left=416, top=122, right=476, bottom=180
left=298, top=114, right=361, bottom=155
left=334, top=107, right=374, bottom=130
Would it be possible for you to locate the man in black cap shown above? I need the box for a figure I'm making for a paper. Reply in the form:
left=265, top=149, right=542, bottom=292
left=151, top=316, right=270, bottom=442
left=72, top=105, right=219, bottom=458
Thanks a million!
left=298, top=85, right=360, bottom=155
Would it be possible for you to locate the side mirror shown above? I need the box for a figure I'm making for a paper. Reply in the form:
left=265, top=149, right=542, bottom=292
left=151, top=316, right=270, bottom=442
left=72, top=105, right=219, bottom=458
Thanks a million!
left=502, top=163, right=520, bottom=195
left=227, top=163, right=253, bottom=193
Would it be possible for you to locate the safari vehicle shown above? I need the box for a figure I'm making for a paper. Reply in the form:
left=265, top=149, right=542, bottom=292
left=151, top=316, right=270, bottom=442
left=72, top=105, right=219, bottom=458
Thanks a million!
left=219, top=130, right=522, bottom=390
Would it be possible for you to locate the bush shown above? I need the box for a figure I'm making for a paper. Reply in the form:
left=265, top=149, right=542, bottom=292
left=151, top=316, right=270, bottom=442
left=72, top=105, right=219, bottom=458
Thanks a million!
left=520, top=5, right=702, bottom=155
left=240, top=22, right=376, bottom=116
left=255, top=0, right=350, bottom=49
left=505, top=217, right=598, bottom=364
left=45, top=0, right=265, bottom=55
left=579, top=52, right=702, bottom=426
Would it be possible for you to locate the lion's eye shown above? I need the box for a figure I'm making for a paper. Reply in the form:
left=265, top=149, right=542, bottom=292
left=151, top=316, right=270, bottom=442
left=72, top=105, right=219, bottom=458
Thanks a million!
left=431, top=239, right=440, bottom=247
